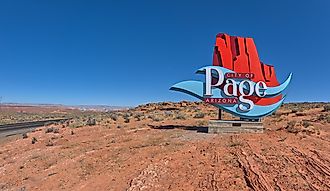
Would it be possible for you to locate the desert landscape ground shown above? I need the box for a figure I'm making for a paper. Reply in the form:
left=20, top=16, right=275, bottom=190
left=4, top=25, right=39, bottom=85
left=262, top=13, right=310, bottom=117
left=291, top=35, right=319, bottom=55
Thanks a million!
left=0, top=101, right=329, bottom=191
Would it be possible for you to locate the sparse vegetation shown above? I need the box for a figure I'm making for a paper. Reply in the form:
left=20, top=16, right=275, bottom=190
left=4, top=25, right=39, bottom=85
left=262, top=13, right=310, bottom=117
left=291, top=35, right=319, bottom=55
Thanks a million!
left=196, top=120, right=207, bottom=126
left=2, top=101, right=330, bottom=191
left=286, top=121, right=298, bottom=133
left=123, top=112, right=132, bottom=119
left=22, top=133, right=28, bottom=139
left=46, top=140, right=54, bottom=146
left=164, top=111, right=173, bottom=118
left=194, top=112, right=205, bottom=118
left=302, top=120, right=311, bottom=128
left=86, top=118, right=96, bottom=126
left=69, top=121, right=84, bottom=128
left=228, top=141, right=242, bottom=147
left=295, top=112, right=306, bottom=116
left=175, top=113, right=186, bottom=120
left=291, top=109, right=298, bottom=114
left=0, top=109, right=70, bottom=125
left=45, top=127, right=54, bottom=133
left=109, top=113, right=118, bottom=121
left=124, top=118, right=130, bottom=123
left=31, top=137, right=37, bottom=144
left=133, top=112, right=143, bottom=121
left=323, top=105, right=330, bottom=112
left=53, top=128, right=60, bottom=133
left=150, top=115, right=164, bottom=122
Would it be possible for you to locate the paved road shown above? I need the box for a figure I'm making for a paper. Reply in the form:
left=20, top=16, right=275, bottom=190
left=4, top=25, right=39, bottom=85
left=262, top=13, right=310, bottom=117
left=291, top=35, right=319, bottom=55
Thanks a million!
left=0, top=118, right=69, bottom=138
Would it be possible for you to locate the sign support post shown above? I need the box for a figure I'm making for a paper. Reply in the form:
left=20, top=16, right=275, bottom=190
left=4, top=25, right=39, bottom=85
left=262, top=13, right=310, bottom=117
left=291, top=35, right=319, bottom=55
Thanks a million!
left=218, top=109, right=222, bottom=120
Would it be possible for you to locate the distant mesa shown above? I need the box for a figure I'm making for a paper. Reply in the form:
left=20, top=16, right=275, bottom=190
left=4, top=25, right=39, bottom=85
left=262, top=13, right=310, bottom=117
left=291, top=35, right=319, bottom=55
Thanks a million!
left=0, top=103, right=130, bottom=112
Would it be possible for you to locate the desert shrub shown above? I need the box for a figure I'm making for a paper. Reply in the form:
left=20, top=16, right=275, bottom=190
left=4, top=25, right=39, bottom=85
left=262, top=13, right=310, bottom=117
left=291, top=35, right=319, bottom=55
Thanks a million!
left=68, top=120, right=84, bottom=128
left=194, top=112, right=205, bottom=118
left=124, top=118, right=130, bottom=123
left=86, top=118, right=96, bottom=126
left=134, top=112, right=144, bottom=121
left=318, top=114, right=326, bottom=121
left=110, top=113, right=118, bottom=121
left=53, top=128, right=60, bottom=133
left=164, top=111, right=173, bottom=118
left=46, top=140, right=54, bottom=146
left=123, top=112, right=132, bottom=118
left=296, top=112, right=306, bottom=116
left=291, top=109, right=298, bottom=114
left=151, top=115, right=164, bottom=122
left=45, top=127, right=54, bottom=133
left=323, top=105, right=330, bottom=112
left=314, top=104, right=322, bottom=108
left=175, top=113, right=186, bottom=120
left=286, top=121, right=298, bottom=133
left=287, top=121, right=296, bottom=128
left=22, top=133, right=28, bottom=139
left=228, top=141, right=242, bottom=147
left=302, top=120, right=311, bottom=128
left=273, top=111, right=282, bottom=118
left=210, top=111, right=217, bottom=117
left=196, top=120, right=207, bottom=126
left=134, top=112, right=143, bottom=118
left=31, top=137, right=37, bottom=144
left=71, top=123, right=83, bottom=128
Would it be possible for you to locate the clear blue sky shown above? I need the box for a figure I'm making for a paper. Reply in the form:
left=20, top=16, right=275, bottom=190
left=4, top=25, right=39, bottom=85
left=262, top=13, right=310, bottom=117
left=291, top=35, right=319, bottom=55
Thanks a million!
left=0, top=0, right=329, bottom=106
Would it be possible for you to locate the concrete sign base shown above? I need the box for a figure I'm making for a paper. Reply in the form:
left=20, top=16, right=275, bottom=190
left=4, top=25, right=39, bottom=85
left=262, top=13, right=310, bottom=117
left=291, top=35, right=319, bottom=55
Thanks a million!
left=208, top=120, right=264, bottom=134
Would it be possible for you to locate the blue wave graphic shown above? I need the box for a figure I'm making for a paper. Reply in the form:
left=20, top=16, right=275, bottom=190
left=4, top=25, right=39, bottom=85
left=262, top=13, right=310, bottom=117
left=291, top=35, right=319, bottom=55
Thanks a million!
left=170, top=67, right=290, bottom=119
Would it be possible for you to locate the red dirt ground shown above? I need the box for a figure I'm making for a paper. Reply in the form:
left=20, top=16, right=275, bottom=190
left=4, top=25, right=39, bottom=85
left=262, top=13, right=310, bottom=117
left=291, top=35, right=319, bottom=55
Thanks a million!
left=0, top=102, right=329, bottom=191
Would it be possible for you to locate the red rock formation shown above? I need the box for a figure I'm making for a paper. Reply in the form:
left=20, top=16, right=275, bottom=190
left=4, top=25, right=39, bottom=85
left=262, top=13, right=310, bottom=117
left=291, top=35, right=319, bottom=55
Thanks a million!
left=213, top=33, right=282, bottom=106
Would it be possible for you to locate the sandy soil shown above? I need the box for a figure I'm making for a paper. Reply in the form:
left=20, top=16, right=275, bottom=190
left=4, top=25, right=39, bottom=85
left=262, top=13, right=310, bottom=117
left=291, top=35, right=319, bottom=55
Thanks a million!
left=0, top=102, right=329, bottom=191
